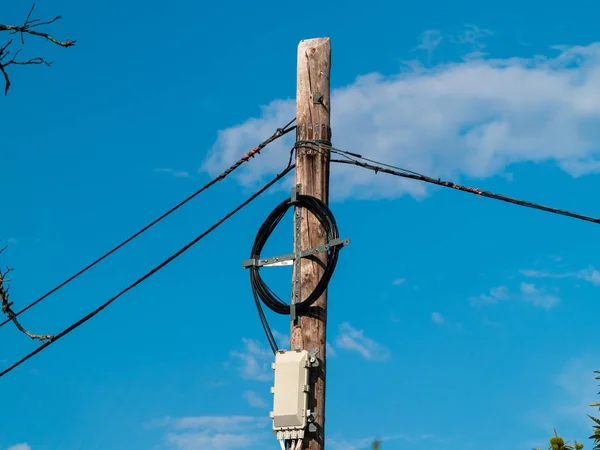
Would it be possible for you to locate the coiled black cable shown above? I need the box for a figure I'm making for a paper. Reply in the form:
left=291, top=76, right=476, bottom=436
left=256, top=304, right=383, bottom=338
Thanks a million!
left=249, top=195, right=341, bottom=353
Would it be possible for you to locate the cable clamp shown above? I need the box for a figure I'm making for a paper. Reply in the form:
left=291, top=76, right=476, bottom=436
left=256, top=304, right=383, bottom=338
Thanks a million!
left=242, top=258, right=259, bottom=268
left=291, top=184, right=301, bottom=204
left=308, top=348, right=319, bottom=368
left=290, top=303, right=298, bottom=327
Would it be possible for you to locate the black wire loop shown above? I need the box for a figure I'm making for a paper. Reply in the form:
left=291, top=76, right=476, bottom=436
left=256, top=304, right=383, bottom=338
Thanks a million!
left=249, top=194, right=341, bottom=353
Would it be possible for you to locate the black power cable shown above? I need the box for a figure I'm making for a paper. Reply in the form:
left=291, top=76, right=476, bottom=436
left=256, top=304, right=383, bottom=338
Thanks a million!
left=297, top=140, right=600, bottom=227
left=0, top=118, right=296, bottom=329
left=0, top=163, right=296, bottom=379
left=248, top=195, right=341, bottom=353
left=332, top=157, right=600, bottom=226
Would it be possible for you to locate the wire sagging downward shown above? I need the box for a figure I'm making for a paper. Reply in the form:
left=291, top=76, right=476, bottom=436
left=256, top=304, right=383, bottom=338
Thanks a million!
left=0, top=161, right=296, bottom=379
left=297, top=140, right=600, bottom=227
left=0, top=118, right=296, bottom=330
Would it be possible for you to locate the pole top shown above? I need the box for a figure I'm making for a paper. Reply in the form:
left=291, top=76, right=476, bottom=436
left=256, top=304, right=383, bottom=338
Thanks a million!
left=298, top=37, right=330, bottom=49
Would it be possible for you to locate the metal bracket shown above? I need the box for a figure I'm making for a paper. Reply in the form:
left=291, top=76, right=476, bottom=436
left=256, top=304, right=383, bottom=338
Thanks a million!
left=241, top=238, right=350, bottom=269
left=308, top=348, right=320, bottom=368
left=307, top=410, right=318, bottom=433
left=292, top=184, right=302, bottom=327
left=313, top=93, right=324, bottom=105
left=291, top=183, right=301, bottom=203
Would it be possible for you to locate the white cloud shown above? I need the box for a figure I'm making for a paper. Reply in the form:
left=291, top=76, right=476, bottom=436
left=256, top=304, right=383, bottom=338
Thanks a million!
left=415, top=30, right=443, bottom=65
left=230, top=338, right=272, bottom=382
left=449, top=24, right=493, bottom=59
left=469, top=285, right=509, bottom=305
left=554, top=357, right=600, bottom=426
left=519, top=282, right=560, bottom=309
left=328, top=432, right=434, bottom=450
left=519, top=282, right=538, bottom=295
left=431, top=312, right=445, bottom=325
left=6, top=237, right=17, bottom=245
left=335, top=322, right=390, bottom=360
left=416, top=30, right=443, bottom=52
left=527, top=356, right=600, bottom=432
left=470, top=283, right=559, bottom=309
left=166, top=432, right=251, bottom=450
left=392, top=278, right=406, bottom=286
left=154, top=168, right=193, bottom=179
left=271, top=329, right=289, bottom=347
left=154, top=415, right=269, bottom=450
left=520, top=269, right=566, bottom=279
left=327, top=342, right=337, bottom=357
left=167, top=416, right=265, bottom=432
left=521, top=266, right=600, bottom=286
left=328, top=437, right=375, bottom=450
left=242, top=391, right=268, bottom=409
left=578, top=267, right=600, bottom=285
left=8, top=445, right=31, bottom=450
left=200, top=43, right=600, bottom=201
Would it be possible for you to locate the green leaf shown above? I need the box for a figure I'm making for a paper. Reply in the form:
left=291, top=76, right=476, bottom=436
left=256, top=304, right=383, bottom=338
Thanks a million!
left=588, top=415, right=600, bottom=426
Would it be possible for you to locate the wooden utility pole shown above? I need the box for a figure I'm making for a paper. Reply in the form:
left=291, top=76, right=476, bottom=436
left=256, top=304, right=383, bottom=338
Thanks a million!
left=291, top=37, right=331, bottom=450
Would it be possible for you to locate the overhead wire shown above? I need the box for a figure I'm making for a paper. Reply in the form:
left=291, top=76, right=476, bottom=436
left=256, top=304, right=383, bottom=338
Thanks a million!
left=298, top=140, right=600, bottom=227
left=14, top=135, right=594, bottom=375
left=0, top=156, right=297, bottom=379
left=0, top=118, right=296, bottom=329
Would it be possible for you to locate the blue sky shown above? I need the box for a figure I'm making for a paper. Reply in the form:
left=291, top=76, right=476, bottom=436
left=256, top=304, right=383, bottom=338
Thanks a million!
left=2, top=0, right=600, bottom=449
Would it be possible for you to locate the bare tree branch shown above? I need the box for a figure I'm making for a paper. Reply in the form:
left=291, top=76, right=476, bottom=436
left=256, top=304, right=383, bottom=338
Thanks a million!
left=0, top=246, right=53, bottom=342
left=0, top=3, right=75, bottom=95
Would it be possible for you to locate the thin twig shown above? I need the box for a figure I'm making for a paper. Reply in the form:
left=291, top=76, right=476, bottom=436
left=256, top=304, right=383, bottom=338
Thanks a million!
left=0, top=247, right=53, bottom=342
left=0, top=3, right=75, bottom=95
